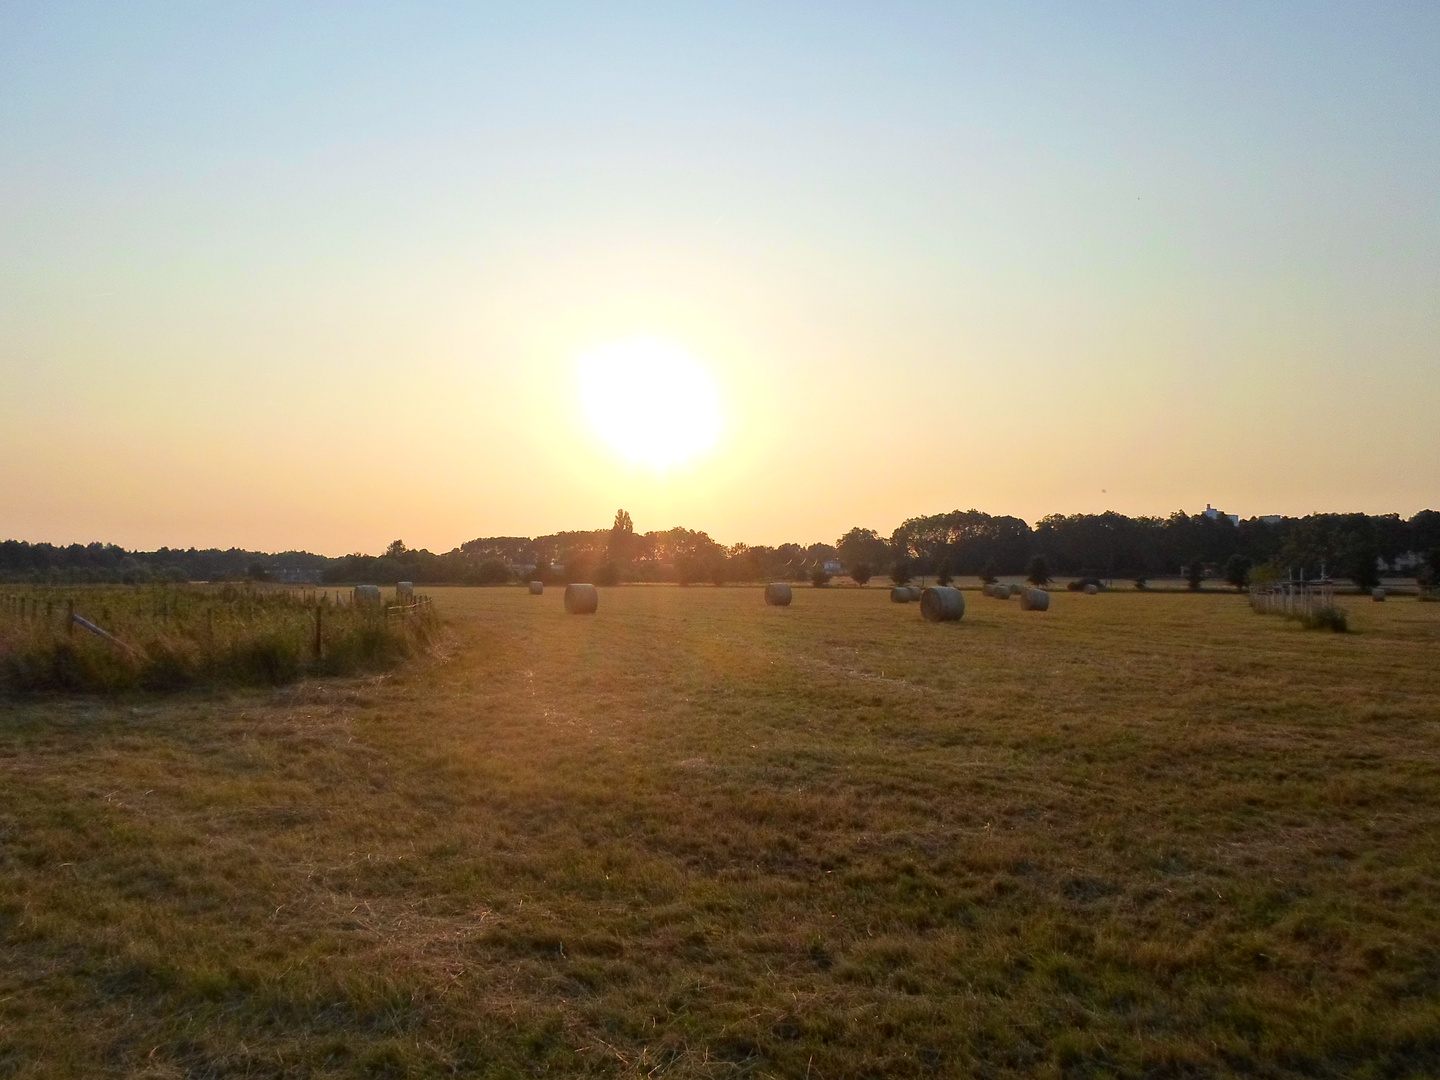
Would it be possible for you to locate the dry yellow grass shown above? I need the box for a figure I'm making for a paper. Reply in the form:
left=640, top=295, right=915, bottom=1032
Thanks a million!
left=1, top=586, right=1438, bottom=1078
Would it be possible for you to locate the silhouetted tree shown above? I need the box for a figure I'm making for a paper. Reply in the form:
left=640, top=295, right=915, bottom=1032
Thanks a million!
left=464, top=559, right=511, bottom=586
left=1420, top=550, right=1440, bottom=594
left=978, top=559, right=999, bottom=585
left=1026, top=555, right=1051, bottom=586
left=1347, top=547, right=1380, bottom=591
left=836, top=527, right=889, bottom=573
left=850, top=563, right=872, bottom=586
left=1186, top=560, right=1205, bottom=591
left=529, top=544, right=549, bottom=583
left=564, top=551, right=596, bottom=584
left=1224, top=553, right=1252, bottom=591
left=810, top=565, right=831, bottom=587
left=385, top=539, right=408, bottom=559
left=608, top=509, right=634, bottom=568
left=935, top=557, right=953, bottom=586
left=707, top=551, right=729, bottom=587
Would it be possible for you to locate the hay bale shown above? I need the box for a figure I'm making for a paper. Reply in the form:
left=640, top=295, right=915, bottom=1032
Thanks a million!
left=563, top=583, right=599, bottom=614
left=920, top=586, right=965, bottom=622
left=981, top=583, right=993, bottom=597
left=1083, top=583, right=1099, bottom=595
left=1019, top=588, right=1050, bottom=611
left=994, top=584, right=1013, bottom=599
left=1372, top=587, right=1386, bottom=601
left=397, top=581, right=414, bottom=600
left=528, top=580, right=544, bottom=595
left=764, top=582, right=793, bottom=606
left=353, top=585, right=381, bottom=606
left=908, top=586, right=922, bottom=600
left=891, top=587, right=913, bottom=603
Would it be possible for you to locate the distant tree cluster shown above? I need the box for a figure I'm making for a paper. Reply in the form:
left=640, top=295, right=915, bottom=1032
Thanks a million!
left=3, top=508, right=1437, bottom=587
left=0, top=540, right=330, bottom=585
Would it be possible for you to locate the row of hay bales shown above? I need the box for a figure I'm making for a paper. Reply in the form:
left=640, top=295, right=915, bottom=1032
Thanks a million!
left=524, top=582, right=598, bottom=612
left=980, top=582, right=1051, bottom=611
left=533, top=580, right=1052, bottom=619
left=890, top=582, right=1051, bottom=619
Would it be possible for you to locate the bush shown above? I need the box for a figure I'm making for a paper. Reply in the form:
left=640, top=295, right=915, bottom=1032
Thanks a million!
left=1186, top=561, right=1205, bottom=591
left=674, top=555, right=698, bottom=586
left=464, top=559, right=511, bottom=586
left=978, top=559, right=999, bottom=585
left=935, top=558, right=953, bottom=587
left=563, top=553, right=596, bottom=585
left=890, top=560, right=911, bottom=587
left=237, top=630, right=304, bottom=685
left=594, top=562, right=621, bottom=587
left=810, top=566, right=832, bottom=587
left=1134, top=576, right=1148, bottom=591
left=1026, top=556, right=1052, bottom=587
left=1300, top=605, right=1349, bottom=633
left=1250, top=562, right=1284, bottom=587
left=849, top=563, right=872, bottom=586
left=1224, top=554, right=1252, bottom=591
left=1347, top=549, right=1381, bottom=591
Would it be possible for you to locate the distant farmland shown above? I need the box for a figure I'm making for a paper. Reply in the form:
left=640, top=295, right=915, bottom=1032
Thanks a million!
left=1, top=587, right=1437, bottom=1078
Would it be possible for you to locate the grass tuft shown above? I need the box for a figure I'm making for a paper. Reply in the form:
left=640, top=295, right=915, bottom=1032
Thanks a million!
left=0, top=584, right=439, bottom=693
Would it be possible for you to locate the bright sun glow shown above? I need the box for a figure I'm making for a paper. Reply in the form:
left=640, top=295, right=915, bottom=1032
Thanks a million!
left=576, top=337, right=723, bottom=468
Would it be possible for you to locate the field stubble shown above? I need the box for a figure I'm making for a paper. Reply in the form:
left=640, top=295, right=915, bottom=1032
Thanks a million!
left=1, top=587, right=1438, bottom=1078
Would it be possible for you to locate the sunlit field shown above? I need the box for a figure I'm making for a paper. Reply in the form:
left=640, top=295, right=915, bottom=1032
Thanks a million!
left=2, top=586, right=1438, bottom=1078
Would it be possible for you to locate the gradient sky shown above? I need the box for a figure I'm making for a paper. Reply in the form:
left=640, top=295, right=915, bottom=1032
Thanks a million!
left=2, top=2, right=1437, bottom=554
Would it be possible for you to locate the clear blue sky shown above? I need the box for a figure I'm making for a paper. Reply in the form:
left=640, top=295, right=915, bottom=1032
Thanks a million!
left=2, top=3, right=1436, bottom=552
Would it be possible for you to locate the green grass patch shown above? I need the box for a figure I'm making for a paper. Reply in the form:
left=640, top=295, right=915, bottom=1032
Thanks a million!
left=0, top=584, right=438, bottom=693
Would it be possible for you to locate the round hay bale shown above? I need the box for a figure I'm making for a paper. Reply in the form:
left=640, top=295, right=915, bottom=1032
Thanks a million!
left=764, top=582, right=793, bottom=606
left=981, top=583, right=993, bottom=597
left=353, top=584, right=381, bottom=606
left=563, top=583, right=599, bottom=614
left=1083, top=583, right=1099, bottom=595
left=396, top=581, right=414, bottom=600
left=994, top=584, right=1013, bottom=599
left=890, top=586, right=913, bottom=603
left=920, top=586, right=965, bottom=622
left=1019, top=588, right=1051, bottom=611
left=1372, top=587, right=1386, bottom=601
left=908, top=586, right=922, bottom=600
left=528, top=580, right=544, bottom=595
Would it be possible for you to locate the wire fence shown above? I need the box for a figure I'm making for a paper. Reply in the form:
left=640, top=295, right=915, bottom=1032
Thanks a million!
left=1249, top=578, right=1348, bottom=631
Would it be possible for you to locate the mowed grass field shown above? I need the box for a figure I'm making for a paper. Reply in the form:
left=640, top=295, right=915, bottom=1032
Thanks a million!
left=2, top=586, right=1438, bottom=1079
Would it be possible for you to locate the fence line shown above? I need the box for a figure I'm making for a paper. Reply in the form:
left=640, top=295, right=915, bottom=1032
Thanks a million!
left=1248, top=579, right=1335, bottom=618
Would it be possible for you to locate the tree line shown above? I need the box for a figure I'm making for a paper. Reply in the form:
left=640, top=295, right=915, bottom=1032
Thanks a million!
left=2, top=507, right=1438, bottom=588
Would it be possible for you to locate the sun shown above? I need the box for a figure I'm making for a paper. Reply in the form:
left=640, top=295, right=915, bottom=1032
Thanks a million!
left=576, top=337, right=723, bottom=468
